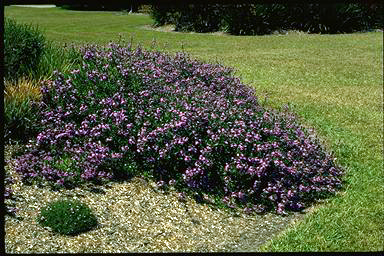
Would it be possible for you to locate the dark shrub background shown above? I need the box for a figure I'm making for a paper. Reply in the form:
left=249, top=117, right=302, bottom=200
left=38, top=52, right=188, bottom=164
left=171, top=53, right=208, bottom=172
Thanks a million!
left=150, top=2, right=383, bottom=35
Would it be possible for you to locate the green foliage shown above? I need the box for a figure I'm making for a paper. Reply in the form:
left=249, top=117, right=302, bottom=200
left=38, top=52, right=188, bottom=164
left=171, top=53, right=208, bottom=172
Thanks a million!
left=150, top=3, right=383, bottom=35
left=175, top=4, right=224, bottom=33
left=3, top=27, right=82, bottom=143
left=4, top=17, right=81, bottom=82
left=4, top=18, right=46, bottom=81
left=138, top=5, right=153, bottom=15
left=37, top=199, right=98, bottom=236
left=36, top=42, right=83, bottom=80
left=150, top=4, right=179, bottom=27
left=4, top=79, right=42, bottom=143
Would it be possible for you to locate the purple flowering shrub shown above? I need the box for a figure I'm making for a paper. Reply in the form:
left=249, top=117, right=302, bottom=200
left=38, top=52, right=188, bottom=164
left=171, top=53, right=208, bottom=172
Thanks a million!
left=14, top=44, right=343, bottom=214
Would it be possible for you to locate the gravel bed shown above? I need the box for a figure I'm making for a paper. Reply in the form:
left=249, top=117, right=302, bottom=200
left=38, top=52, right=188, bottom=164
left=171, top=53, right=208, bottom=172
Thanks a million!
left=5, top=144, right=303, bottom=253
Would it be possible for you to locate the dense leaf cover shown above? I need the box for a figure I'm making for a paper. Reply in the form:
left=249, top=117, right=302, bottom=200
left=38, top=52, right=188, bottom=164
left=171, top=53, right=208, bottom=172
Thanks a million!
left=37, top=199, right=98, bottom=236
left=4, top=18, right=46, bottom=81
left=151, top=3, right=383, bottom=35
left=15, top=44, right=343, bottom=214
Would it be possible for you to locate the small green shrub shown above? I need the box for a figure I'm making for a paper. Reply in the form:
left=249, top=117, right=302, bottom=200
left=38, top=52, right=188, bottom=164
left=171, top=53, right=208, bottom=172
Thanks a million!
left=37, top=199, right=98, bottom=236
left=4, top=18, right=46, bottom=81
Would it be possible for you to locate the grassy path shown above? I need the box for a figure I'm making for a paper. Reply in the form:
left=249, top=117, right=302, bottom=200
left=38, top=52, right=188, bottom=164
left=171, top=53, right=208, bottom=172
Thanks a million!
left=5, top=6, right=383, bottom=251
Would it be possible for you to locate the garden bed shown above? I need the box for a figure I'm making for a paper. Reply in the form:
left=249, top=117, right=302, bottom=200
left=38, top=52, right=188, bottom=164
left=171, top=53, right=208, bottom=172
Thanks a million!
left=5, top=144, right=303, bottom=253
left=6, top=8, right=378, bottom=251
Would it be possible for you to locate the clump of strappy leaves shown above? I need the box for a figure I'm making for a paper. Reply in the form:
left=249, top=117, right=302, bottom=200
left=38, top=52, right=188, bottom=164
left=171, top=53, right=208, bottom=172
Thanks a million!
left=15, top=43, right=343, bottom=214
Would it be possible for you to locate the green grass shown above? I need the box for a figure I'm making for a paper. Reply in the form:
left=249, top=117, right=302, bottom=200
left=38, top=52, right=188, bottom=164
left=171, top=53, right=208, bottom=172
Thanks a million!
left=5, top=6, right=383, bottom=252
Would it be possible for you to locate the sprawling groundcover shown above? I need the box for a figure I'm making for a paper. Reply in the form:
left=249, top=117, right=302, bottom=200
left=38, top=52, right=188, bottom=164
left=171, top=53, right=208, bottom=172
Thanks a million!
left=14, top=44, right=344, bottom=214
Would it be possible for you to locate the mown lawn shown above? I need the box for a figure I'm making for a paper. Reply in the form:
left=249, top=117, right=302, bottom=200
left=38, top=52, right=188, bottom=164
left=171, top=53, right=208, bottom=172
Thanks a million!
left=5, top=6, right=383, bottom=251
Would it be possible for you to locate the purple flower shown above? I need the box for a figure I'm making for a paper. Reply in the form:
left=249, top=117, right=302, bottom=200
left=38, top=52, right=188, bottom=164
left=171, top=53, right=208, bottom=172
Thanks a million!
left=84, top=50, right=95, bottom=60
left=111, top=153, right=123, bottom=158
